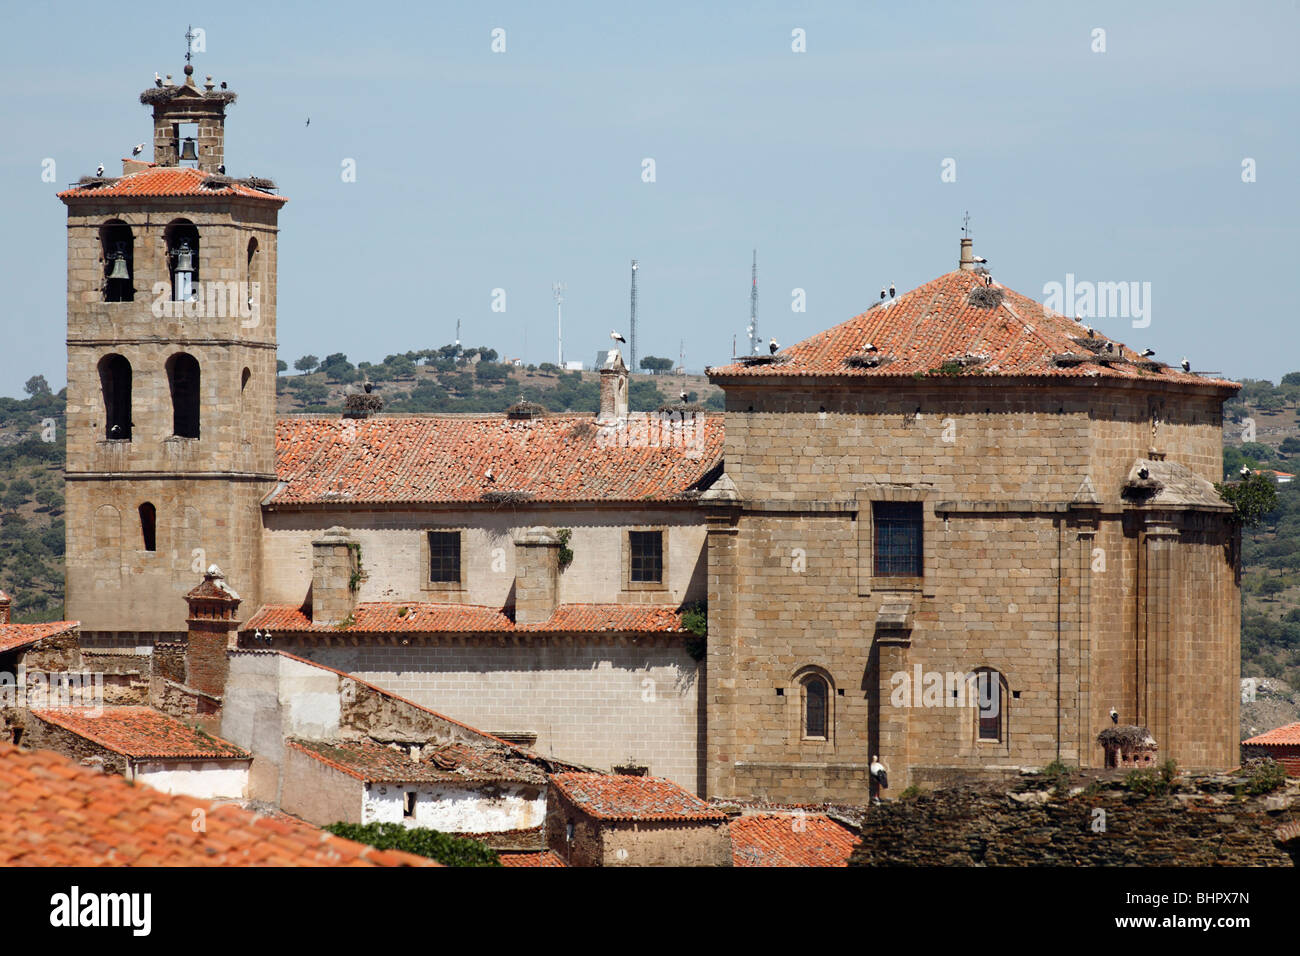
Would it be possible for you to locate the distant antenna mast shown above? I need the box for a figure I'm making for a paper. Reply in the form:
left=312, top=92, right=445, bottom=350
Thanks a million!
left=553, top=282, right=566, bottom=368
left=748, top=249, right=759, bottom=356
left=185, top=25, right=197, bottom=63
left=962, top=210, right=971, bottom=237
left=629, top=260, right=639, bottom=372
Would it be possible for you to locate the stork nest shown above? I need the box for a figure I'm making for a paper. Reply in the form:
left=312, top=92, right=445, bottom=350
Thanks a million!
left=76, top=176, right=120, bottom=188
left=1052, top=353, right=1090, bottom=367
left=1133, top=360, right=1166, bottom=372
left=195, top=173, right=277, bottom=192
left=844, top=353, right=894, bottom=369
left=1071, top=336, right=1110, bottom=353
left=343, top=393, right=384, bottom=417
left=657, top=402, right=706, bottom=413
left=737, top=354, right=791, bottom=366
left=140, top=87, right=237, bottom=105
left=567, top=420, right=598, bottom=440
left=966, top=286, right=1004, bottom=309
left=1097, top=725, right=1157, bottom=749
left=480, top=489, right=535, bottom=504
left=506, top=400, right=547, bottom=419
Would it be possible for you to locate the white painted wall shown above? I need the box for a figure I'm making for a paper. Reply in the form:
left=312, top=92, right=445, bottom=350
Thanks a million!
left=133, top=760, right=250, bottom=800
left=362, top=782, right=545, bottom=833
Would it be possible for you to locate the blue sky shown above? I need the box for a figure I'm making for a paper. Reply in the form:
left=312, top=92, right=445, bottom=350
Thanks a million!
left=1, top=0, right=1296, bottom=395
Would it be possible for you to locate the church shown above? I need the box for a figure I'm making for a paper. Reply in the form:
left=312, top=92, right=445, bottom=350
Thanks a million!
left=59, top=65, right=1242, bottom=802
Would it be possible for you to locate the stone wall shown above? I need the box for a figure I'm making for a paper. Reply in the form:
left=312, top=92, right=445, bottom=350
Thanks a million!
left=260, top=506, right=707, bottom=611
left=708, top=378, right=1239, bottom=803
left=285, top=639, right=704, bottom=792
left=850, top=772, right=1300, bottom=866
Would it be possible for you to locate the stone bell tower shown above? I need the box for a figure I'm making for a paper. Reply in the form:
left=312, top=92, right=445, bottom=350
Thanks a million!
left=58, top=61, right=286, bottom=646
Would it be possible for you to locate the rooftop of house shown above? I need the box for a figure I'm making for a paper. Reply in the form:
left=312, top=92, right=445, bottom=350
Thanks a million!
left=0, top=619, right=79, bottom=655
left=549, top=772, right=729, bottom=823
left=1243, top=721, right=1300, bottom=746
left=57, top=164, right=285, bottom=204
left=0, top=743, right=433, bottom=866
left=29, top=707, right=250, bottom=761
left=288, top=737, right=548, bottom=786
left=245, top=602, right=688, bottom=635
left=267, top=414, right=723, bottom=506
left=708, top=262, right=1237, bottom=391
left=729, top=812, right=859, bottom=867
left=499, top=850, right=567, bottom=867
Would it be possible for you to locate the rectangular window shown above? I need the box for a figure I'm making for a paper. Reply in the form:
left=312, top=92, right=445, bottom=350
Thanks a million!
left=629, top=531, right=663, bottom=583
left=428, top=531, right=461, bottom=583
left=872, top=502, right=923, bottom=577
left=978, top=672, right=1002, bottom=741
left=403, top=791, right=416, bottom=818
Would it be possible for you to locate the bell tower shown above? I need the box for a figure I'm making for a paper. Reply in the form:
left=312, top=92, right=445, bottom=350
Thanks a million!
left=59, top=58, right=286, bottom=646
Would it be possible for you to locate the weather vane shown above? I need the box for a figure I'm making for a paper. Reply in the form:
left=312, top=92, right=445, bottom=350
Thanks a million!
left=185, top=25, right=197, bottom=63
left=962, top=211, right=971, bottom=237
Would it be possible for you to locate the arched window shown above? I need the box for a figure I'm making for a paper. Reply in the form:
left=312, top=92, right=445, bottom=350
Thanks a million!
left=973, top=668, right=1005, bottom=743
left=164, top=219, right=200, bottom=303
left=803, top=674, right=829, bottom=739
left=138, top=503, right=157, bottom=552
left=97, top=354, right=132, bottom=440
left=166, top=353, right=201, bottom=438
left=99, top=220, right=134, bottom=302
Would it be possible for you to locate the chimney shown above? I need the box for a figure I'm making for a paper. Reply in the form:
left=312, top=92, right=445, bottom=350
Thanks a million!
left=184, top=565, right=241, bottom=698
left=958, top=236, right=975, bottom=272
left=598, top=350, right=629, bottom=424
left=513, top=527, right=560, bottom=626
left=0, top=588, right=10, bottom=625
left=311, top=527, right=359, bottom=624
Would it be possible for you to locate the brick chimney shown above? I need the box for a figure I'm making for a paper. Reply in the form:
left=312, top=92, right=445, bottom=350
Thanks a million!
left=311, top=527, right=359, bottom=624
left=184, top=566, right=241, bottom=697
left=958, top=236, right=975, bottom=272
left=0, top=588, right=10, bottom=625
left=598, top=350, right=629, bottom=424
left=513, top=527, right=560, bottom=626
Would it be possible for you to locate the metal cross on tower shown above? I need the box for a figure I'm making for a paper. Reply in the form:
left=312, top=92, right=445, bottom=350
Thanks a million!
left=185, top=25, right=197, bottom=63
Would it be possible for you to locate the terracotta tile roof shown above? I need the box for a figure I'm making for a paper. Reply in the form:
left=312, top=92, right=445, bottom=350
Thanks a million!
left=1243, top=722, right=1300, bottom=746
left=288, top=737, right=545, bottom=785
left=0, top=743, right=434, bottom=866
left=549, top=772, right=728, bottom=822
left=269, top=414, right=723, bottom=505
left=708, top=269, right=1238, bottom=389
left=730, top=813, right=859, bottom=867
left=244, top=602, right=686, bottom=634
left=500, top=850, right=567, bottom=867
left=0, top=620, right=78, bottom=654
left=57, top=165, right=286, bottom=203
left=30, top=707, right=250, bottom=760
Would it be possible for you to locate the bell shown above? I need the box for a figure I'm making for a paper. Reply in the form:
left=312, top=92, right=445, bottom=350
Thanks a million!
left=179, top=136, right=199, bottom=162
left=173, top=240, right=194, bottom=274
left=107, top=254, right=130, bottom=281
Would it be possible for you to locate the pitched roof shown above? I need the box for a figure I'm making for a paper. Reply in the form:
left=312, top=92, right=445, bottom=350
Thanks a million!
left=1243, top=722, right=1300, bottom=746
left=0, top=743, right=433, bottom=866
left=57, top=165, right=286, bottom=203
left=30, top=707, right=250, bottom=760
left=0, top=620, right=78, bottom=654
left=244, top=602, right=687, bottom=635
left=288, top=737, right=545, bottom=785
left=708, top=268, right=1237, bottom=389
left=269, top=415, right=723, bottom=506
left=549, top=772, right=728, bottom=822
left=500, top=850, right=567, bottom=867
left=730, top=813, right=859, bottom=867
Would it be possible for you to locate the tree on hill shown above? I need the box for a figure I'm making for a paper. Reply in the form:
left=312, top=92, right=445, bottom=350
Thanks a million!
left=639, top=356, right=674, bottom=375
left=319, top=353, right=358, bottom=382
left=24, top=376, right=51, bottom=397
left=294, top=355, right=319, bottom=373
left=277, top=359, right=288, bottom=374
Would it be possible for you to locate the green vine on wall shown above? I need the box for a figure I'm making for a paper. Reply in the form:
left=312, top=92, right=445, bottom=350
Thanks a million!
left=348, top=542, right=364, bottom=593
left=681, top=602, right=707, bottom=662
left=556, top=529, right=574, bottom=571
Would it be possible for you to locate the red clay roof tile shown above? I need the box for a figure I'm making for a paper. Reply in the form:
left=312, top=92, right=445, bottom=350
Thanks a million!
left=270, top=414, right=723, bottom=505
left=29, top=707, right=250, bottom=760
left=0, top=620, right=78, bottom=654
left=730, top=813, right=858, bottom=867
left=57, top=165, right=286, bottom=203
left=288, top=737, right=545, bottom=785
left=550, top=772, right=727, bottom=822
left=244, top=602, right=686, bottom=634
left=709, top=269, right=1238, bottom=389
left=0, top=744, right=434, bottom=866
left=499, top=850, right=566, bottom=867
left=1243, top=722, right=1300, bottom=746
